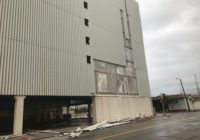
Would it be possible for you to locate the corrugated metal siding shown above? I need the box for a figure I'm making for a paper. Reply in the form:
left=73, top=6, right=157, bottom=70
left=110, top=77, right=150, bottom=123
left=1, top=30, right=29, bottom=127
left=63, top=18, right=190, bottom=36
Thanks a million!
left=126, top=0, right=151, bottom=97
left=0, top=0, right=95, bottom=96
left=0, top=0, right=150, bottom=97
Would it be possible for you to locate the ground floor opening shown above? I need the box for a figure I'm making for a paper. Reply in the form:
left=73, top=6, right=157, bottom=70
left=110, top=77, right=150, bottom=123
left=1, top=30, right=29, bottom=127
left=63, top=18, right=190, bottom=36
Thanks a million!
left=0, top=96, right=92, bottom=135
left=0, top=95, right=153, bottom=136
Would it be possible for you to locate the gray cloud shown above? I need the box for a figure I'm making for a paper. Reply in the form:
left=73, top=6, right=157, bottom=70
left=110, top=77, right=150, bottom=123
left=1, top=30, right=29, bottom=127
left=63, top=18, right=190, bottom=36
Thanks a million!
left=138, top=0, right=200, bottom=96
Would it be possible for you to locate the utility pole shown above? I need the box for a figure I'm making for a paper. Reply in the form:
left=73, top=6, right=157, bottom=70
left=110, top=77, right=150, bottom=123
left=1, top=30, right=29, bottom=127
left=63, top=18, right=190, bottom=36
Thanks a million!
left=195, top=74, right=200, bottom=96
left=160, top=93, right=166, bottom=114
left=176, top=78, right=191, bottom=111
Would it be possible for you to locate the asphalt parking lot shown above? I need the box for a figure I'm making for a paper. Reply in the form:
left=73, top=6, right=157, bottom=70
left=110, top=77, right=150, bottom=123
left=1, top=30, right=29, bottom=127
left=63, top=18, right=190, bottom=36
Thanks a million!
left=75, top=112, right=200, bottom=140
left=4, top=111, right=200, bottom=140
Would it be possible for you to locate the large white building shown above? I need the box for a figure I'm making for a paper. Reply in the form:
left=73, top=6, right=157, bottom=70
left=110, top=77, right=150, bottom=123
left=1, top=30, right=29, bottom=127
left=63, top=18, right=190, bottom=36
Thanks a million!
left=0, top=0, right=153, bottom=135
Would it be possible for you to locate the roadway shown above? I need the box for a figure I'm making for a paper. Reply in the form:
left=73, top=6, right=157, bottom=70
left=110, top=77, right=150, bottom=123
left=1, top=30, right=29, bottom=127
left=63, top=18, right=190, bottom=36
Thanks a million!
left=75, top=112, right=200, bottom=140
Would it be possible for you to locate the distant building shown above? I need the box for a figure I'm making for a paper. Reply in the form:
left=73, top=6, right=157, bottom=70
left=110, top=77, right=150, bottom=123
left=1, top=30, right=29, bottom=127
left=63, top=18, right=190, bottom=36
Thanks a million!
left=0, top=0, right=153, bottom=135
left=152, top=94, right=200, bottom=112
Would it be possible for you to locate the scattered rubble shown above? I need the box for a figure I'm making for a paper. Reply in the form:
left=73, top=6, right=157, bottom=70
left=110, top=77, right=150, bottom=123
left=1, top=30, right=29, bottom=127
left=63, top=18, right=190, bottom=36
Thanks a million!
left=69, top=127, right=83, bottom=138
left=0, top=134, right=27, bottom=140
left=0, top=114, right=170, bottom=139
left=40, top=130, right=61, bottom=134
left=69, top=118, right=133, bottom=138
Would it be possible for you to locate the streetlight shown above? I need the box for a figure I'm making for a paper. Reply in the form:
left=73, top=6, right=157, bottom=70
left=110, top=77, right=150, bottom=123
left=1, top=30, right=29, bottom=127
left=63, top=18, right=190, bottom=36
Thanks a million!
left=176, top=78, right=191, bottom=111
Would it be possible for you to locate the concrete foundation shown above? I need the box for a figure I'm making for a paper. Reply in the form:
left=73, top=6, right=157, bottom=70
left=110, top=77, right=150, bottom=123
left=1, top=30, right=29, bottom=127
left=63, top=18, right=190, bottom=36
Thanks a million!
left=92, top=95, right=153, bottom=123
left=13, top=96, right=26, bottom=135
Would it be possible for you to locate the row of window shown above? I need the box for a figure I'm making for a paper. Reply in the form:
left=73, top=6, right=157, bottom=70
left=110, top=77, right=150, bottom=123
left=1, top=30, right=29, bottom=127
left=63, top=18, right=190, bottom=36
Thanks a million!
left=84, top=1, right=90, bottom=45
left=83, top=1, right=91, bottom=64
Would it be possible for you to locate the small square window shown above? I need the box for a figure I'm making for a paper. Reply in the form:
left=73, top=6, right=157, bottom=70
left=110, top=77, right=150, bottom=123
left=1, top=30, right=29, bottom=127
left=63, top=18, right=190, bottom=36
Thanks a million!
left=84, top=18, right=89, bottom=26
left=84, top=1, right=88, bottom=9
left=87, top=55, right=91, bottom=64
left=85, top=36, right=90, bottom=45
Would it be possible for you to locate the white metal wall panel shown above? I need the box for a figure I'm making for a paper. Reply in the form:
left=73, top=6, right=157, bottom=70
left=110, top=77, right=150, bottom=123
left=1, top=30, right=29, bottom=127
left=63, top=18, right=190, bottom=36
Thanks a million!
left=0, top=0, right=95, bottom=96
left=91, top=26, right=125, bottom=65
left=90, top=0, right=126, bottom=66
left=126, top=0, right=151, bottom=97
left=0, top=0, right=150, bottom=97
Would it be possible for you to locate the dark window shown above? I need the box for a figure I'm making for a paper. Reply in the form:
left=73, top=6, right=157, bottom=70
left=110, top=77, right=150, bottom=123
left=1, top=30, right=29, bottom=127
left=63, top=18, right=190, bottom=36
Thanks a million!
left=85, top=36, right=90, bottom=45
left=86, top=55, right=91, bottom=64
left=84, top=18, right=89, bottom=26
left=84, top=1, right=88, bottom=9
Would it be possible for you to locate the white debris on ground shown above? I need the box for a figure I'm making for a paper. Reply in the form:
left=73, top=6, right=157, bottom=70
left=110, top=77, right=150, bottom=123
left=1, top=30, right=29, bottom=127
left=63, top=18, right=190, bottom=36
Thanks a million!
left=82, top=121, right=108, bottom=131
left=69, top=127, right=83, bottom=138
left=69, top=118, right=133, bottom=138
left=0, top=134, right=27, bottom=140
left=40, top=130, right=61, bottom=134
left=63, top=132, right=70, bottom=136
left=0, top=136, right=10, bottom=140
left=0, top=117, right=140, bottom=139
left=83, top=118, right=133, bottom=132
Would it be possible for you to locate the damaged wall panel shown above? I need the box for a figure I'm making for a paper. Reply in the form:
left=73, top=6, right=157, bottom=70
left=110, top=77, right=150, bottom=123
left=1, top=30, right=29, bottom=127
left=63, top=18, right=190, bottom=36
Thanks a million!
left=94, top=60, right=138, bottom=95
left=106, top=64, right=116, bottom=74
left=117, top=76, right=127, bottom=94
left=95, top=61, right=107, bottom=73
left=107, top=74, right=118, bottom=94
left=125, top=47, right=134, bottom=62
left=96, top=72, right=108, bottom=93
left=116, top=66, right=125, bottom=76
left=125, top=62, right=136, bottom=77
left=127, top=77, right=138, bottom=94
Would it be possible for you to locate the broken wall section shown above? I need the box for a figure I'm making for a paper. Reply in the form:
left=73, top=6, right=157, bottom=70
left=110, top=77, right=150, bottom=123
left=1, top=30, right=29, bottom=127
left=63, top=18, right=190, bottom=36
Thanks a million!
left=94, top=60, right=138, bottom=95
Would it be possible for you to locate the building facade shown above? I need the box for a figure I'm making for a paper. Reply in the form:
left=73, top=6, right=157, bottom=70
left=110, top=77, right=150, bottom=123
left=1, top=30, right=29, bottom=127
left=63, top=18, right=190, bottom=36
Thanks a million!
left=153, top=94, right=200, bottom=112
left=0, top=0, right=153, bottom=135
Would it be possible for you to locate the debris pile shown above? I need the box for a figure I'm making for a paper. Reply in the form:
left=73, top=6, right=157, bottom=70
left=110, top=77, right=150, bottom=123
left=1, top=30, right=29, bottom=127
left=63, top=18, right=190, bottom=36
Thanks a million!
left=69, top=118, right=133, bottom=138
left=0, top=115, right=165, bottom=139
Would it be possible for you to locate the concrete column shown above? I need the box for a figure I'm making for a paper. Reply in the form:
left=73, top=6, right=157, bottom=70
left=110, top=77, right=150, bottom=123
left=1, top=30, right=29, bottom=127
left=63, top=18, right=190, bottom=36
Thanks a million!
left=13, top=96, right=26, bottom=136
left=91, top=97, right=97, bottom=123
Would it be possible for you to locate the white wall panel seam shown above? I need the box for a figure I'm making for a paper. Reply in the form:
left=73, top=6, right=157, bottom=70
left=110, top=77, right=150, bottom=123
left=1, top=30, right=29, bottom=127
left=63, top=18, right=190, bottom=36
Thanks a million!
left=0, top=0, right=3, bottom=35
left=4, top=0, right=10, bottom=95
left=8, top=0, right=15, bottom=95
left=1, top=0, right=9, bottom=95
left=0, top=0, right=5, bottom=94
left=0, top=0, right=3, bottom=93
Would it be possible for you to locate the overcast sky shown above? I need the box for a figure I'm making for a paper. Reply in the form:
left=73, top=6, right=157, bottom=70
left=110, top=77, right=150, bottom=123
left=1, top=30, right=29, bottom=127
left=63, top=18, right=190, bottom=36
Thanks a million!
left=137, top=0, right=200, bottom=96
